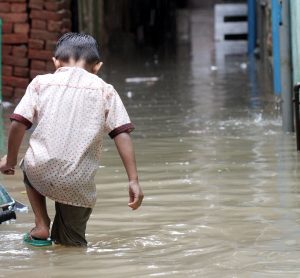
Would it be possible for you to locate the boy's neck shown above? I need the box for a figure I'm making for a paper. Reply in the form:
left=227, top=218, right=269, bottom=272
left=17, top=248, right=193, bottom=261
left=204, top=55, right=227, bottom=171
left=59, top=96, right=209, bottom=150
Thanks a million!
left=59, top=60, right=89, bottom=70
left=53, top=58, right=102, bottom=74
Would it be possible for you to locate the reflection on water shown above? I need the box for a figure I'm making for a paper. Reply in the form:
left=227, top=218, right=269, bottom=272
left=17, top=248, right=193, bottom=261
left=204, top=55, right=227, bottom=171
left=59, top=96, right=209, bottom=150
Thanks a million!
left=1, top=9, right=300, bottom=278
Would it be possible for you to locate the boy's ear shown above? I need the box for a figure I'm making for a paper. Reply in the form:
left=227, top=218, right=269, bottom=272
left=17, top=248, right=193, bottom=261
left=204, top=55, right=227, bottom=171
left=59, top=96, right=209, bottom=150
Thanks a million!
left=52, top=57, right=61, bottom=69
left=92, top=62, right=103, bottom=74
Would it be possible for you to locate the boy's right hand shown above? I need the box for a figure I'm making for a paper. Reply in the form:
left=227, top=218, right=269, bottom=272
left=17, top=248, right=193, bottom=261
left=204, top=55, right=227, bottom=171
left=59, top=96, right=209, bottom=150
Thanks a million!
left=0, top=155, right=15, bottom=175
left=128, top=180, right=144, bottom=210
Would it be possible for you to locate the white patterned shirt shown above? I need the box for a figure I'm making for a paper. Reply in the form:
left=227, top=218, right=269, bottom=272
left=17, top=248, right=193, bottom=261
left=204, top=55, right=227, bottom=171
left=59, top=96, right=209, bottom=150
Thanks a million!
left=10, top=67, right=134, bottom=208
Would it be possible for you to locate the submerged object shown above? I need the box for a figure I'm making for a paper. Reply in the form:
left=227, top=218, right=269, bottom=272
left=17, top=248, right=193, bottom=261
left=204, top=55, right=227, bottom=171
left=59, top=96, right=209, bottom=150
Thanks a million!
left=0, top=184, right=27, bottom=224
left=0, top=210, right=16, bottom=223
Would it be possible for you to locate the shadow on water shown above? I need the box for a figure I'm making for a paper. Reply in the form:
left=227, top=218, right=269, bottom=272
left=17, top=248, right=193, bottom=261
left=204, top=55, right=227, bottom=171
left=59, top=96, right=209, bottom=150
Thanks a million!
left=1, top=9, right=300, bottom=278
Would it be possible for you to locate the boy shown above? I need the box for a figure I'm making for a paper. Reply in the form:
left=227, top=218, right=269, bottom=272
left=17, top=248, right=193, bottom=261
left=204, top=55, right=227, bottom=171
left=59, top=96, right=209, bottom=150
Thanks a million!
left=0, top=33, right=143, bottom=246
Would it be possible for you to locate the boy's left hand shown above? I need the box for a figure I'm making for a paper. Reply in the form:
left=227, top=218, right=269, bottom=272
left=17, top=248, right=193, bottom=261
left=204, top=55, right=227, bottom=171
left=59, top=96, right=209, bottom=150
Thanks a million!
left=128, top=180, right=144, bottom=210
left=0, top=155, right=15, bottom=175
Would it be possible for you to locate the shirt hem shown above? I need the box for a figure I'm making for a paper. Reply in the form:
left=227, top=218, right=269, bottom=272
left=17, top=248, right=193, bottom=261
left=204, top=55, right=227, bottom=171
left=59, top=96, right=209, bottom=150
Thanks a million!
left=23, top=169, right=95, bottom=209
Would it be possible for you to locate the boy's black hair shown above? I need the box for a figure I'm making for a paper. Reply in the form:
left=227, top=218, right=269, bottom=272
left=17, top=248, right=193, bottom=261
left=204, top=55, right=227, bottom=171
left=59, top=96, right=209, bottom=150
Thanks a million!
left=54, top=32, right=101, bottom=64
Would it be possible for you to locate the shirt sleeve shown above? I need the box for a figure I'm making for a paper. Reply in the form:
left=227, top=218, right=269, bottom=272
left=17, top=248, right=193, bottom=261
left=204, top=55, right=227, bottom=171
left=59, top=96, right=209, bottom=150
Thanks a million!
left=10, top=77, right=39, bottom=129
left=104, top=85, right=134, bottom=139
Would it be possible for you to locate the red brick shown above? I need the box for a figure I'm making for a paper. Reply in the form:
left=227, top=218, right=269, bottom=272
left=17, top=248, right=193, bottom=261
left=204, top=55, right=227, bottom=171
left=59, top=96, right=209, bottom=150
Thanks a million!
left=30, top=69, right=47, bottom=79
left=6, top=0, right=26, bottom=2
left=61, top=27, right=70, bottom=34
left=14, top=23, right=29, bottom=33
left=47, top=20, right=62, bottom=32
left=0, top=13, right=27, bottom=23
left=63, top=18, right=71, bottom=29
left=3, top=55, right=28, bottom=67
left=28, top=38, right=44, bottom=49
left=31, top=60, right=46, bottom=70
left=32, top=19, right=46, bottom=30
left=11, top=3, right=26, bottom=12
left=46, top=61, right=55, bottom=71
left=45, top=40, right=57, bottom=50
left=28, top=49, right=53, bottom=60
left=44, top=1, right=69, bottom=11
left=3, top=66, right=13, bottom=76
left=3, top=46, right=12, bottom=55
left=47, top=19, right=71, bottom=32
left=3, top=76, right=29, bottom=88
left=0, top=3, right=11, bottom=12
left=29, top=0, right=44, bottom=3
left=2, top=86, right=14, bottom=98
left=14, top=67, right=29, bottom=77
left=3, top=23, right=13, bottom=34
left=14, top=87, right=26, bottom=102
left=28, top=2, right=43, bottom=10
left=31, top=29, right=60, bottom=41
left=12, top=45, right=27, bottom=57
left=30, top=9, right=70, bottom=21
left=3, top=33, right=28, bottom=44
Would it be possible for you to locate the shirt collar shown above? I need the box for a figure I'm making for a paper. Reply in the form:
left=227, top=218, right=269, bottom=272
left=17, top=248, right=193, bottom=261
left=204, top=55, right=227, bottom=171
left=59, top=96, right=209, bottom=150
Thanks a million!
left=55, top=66, right=87, bottom=73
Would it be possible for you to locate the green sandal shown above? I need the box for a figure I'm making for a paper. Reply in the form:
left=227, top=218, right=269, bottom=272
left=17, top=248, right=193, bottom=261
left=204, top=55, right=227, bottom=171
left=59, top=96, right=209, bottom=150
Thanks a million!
left=23, top=232, right=52, bottom=247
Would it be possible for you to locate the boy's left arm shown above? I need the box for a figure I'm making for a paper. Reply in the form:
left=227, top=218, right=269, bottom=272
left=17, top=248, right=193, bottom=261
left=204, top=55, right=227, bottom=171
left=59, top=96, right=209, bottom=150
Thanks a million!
left=114, top=132, right=144, bottom=210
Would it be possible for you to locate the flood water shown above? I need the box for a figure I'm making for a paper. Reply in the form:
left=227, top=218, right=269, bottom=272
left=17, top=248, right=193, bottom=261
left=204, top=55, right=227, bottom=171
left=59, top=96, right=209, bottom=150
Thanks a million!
left=1, top=10, right=300, bottom=278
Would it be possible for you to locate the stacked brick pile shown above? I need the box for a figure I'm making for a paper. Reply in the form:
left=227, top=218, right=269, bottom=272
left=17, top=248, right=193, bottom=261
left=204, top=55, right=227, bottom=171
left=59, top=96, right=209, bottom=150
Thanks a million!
left=0, top=0, right=71, bottom=101
left=1, top=0, right=29, bottom=100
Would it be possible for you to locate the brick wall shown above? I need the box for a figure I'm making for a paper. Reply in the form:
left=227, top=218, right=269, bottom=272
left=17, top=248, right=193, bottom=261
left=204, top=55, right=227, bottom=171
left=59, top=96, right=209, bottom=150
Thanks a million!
left=1, top=0, right=71, bottom=102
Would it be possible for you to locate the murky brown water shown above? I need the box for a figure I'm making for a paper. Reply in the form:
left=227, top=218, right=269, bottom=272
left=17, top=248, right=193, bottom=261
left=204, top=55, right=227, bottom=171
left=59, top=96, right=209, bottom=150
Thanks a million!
left=1, top=9, right=300, bottom=278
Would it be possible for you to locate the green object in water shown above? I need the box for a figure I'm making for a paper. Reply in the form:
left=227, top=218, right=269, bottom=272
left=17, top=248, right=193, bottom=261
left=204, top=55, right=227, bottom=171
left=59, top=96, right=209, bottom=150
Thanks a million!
left=23, top=233, right=52, bottom=247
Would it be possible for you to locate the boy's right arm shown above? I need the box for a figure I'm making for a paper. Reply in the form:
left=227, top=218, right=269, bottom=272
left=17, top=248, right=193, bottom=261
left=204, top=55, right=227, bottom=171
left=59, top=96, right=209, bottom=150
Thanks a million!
left=0, top=121, right=27, bottom=175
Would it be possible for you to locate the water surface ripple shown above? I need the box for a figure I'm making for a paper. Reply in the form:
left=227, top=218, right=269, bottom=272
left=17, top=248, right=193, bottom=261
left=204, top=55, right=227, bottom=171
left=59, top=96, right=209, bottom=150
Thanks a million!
left=1, top=10, right=299, bottom=278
